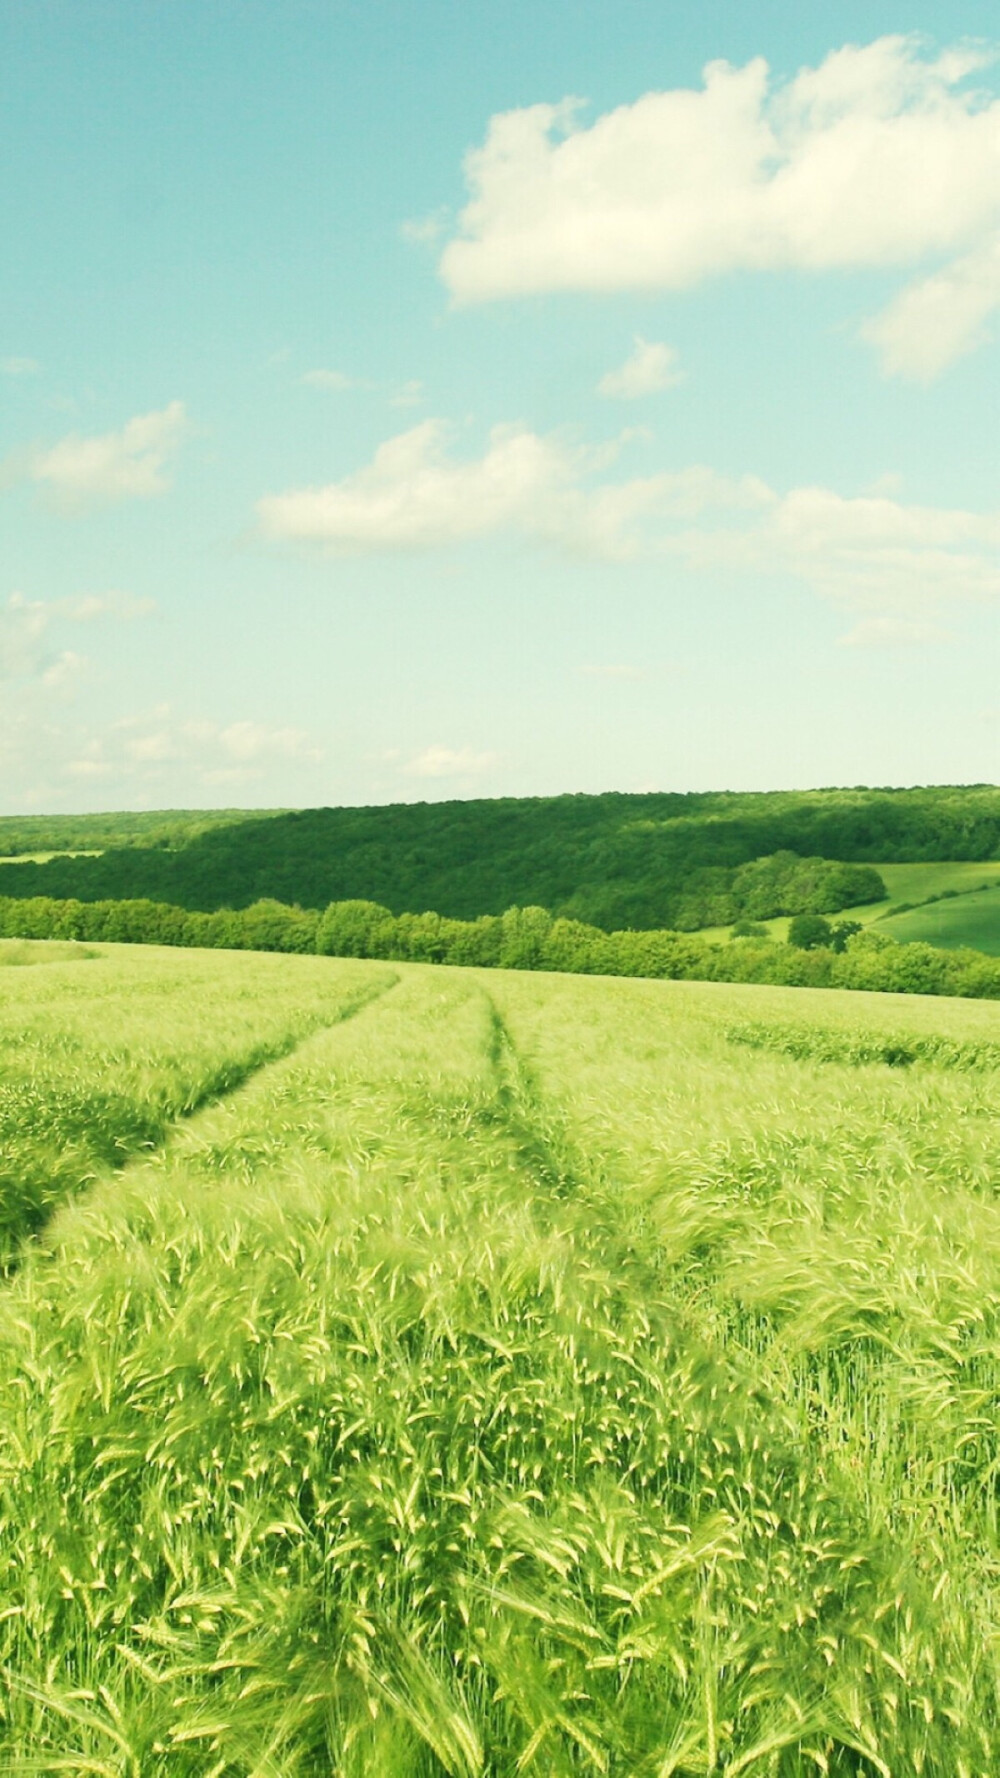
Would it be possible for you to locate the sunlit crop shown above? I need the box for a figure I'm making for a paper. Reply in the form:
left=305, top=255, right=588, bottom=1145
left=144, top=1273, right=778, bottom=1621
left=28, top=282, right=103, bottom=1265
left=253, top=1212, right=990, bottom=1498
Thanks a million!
left=2, top=946, right=1000, bottom=1773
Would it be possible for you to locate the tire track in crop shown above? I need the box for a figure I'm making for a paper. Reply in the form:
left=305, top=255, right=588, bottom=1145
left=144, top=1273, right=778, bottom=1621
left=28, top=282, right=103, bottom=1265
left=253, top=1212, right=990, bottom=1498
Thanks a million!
left=479, top=985, right=699, bottom=1308
left=481, top=990, right=590, bottom=1205
left=5, top=967, right=400, bottom=1273
left=171, top=967, right=400, bottom=1124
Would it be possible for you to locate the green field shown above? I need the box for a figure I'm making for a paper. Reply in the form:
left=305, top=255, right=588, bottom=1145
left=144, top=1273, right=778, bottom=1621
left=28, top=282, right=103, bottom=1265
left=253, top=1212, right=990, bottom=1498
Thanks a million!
left=4, top=944, right=1000, bottom=1772
left=698, top=860, right=1000, bottom=945
left=0, top=849, right=104, bottom=864
left=874, top=859, right=1000, bottom=907
left=877, top=883, right=1000, bottom=954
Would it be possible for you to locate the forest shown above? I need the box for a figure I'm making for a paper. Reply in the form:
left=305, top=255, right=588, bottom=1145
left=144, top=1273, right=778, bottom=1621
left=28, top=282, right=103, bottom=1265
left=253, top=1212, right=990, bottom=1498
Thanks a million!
left=8, top=780, right=998, bottom=929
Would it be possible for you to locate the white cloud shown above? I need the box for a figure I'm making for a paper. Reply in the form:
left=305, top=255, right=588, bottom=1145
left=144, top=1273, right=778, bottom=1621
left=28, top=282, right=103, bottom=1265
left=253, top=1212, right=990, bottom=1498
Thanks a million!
left=405, top=744, right=497, bottom=779
left=598, top=337, right=682, bottom=398
left=862, top=231, right=1000, bottom=377
left=41, top=651, right=87, bottom=689
left=260, top=423, right=735, bottom=569
left=214, top=720, right=320, bottom=763
left=65, top=712, right=324, bottom=786
left=123, top=728, right=178, bottom=763
left=401, top=212, right=449, bottom=245
left=55, top=590, right=157, bottom=621
left=661, top=483, right=1000, bottom=624
left=0, top=595, right=51, bottom=681
left=300, top=368, right=425, bottom=408
left=439, top=37, right=1000, bottom=375
left=258, top=415, right=1000, bottom=626
left=260, top=420, right=776, bottom=560
left=66, top=755, right=111, bottom=780
left=0, top=589, right=154, bottom=685
left=258, top=419, right=586, bottom=551
left=741, top=486, right=1000, bottom=608
left=29, top=401, right=187, bottom=506
left=1, top=356, right=39, bottom=377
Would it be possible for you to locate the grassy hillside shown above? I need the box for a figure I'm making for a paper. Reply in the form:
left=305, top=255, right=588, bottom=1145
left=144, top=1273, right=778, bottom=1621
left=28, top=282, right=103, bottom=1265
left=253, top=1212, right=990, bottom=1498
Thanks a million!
left=3, top=782, right=1000, bottom=930
left=3, top=945, right=1000, bottom=1771
left=876, top=858, right=1000, bottom=906
left=698, top=859, right=1000, bottom=944
left=878, top=882, right=1000, bottom=953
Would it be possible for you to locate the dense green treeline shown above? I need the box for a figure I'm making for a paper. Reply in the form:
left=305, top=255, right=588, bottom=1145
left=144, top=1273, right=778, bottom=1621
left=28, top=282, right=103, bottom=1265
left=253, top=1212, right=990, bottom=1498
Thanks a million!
left=0, top=785, right=952, bottom=928
left=5, top=890, right=1000, bottom=1000
left=0, top=895, right=322, bottom=954
left=0, top=806, right=283, bottom=858
left=1, top=784, right=997, bottom=932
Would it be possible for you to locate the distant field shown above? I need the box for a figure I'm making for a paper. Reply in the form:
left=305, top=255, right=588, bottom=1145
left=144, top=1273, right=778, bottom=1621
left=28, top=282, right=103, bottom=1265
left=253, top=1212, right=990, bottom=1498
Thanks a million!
left=3, top=943, right=1000, bottom=1772
left=878, top=883, right=1000, bottom=953
left=699, top=859, right=1000, bottom=945
left=875, top=858, right=1000, bottom=906
left=0, top=848, right=103, bottom=863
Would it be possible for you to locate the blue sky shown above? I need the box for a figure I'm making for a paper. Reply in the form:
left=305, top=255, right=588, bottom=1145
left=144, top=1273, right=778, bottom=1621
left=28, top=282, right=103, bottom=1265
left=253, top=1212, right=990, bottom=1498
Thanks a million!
left=2, top=0, right=999, bottom=811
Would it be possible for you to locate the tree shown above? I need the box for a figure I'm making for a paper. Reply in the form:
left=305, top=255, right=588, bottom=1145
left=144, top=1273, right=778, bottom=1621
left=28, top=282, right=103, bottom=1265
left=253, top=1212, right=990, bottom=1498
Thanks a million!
left=316, top=899, right=394, bottom=957
left=829, top=919, right=862, bottom=953
left=787, top=913, right=833, bottom=950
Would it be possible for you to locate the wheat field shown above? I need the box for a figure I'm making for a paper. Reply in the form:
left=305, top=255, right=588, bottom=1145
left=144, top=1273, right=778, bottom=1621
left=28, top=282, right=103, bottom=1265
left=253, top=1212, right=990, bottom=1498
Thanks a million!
left=3, top=943, right=1000, bottom=1773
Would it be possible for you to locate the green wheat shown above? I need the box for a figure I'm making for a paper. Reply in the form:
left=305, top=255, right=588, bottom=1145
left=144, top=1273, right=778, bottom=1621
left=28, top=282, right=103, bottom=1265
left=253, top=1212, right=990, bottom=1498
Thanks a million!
left=1, top=946, right=1000, bottom=1772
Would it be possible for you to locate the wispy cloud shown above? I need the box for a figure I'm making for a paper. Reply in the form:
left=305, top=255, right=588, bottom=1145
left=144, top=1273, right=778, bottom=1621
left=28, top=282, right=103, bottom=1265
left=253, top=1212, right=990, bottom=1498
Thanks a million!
left=257, top=416, right=1000, bottom=626
left=598, top=338, right=682, bottom=399
left=0, top=595, right=51, bottom=682
left=41, top=651, right=87, bottom=689
left=258, top=419, right=769, bottom=560
left=1, top=356, right=40, bottom=377
left=56, top=590, right=157, bottom=621
left=67, top=710, right=323, bottom=785
left=862, top=234, right=1000, bottom=379
left=401, top=211, right=449, bottom=245
left=0, top=589, right=154, bottom=685
left=301, top=367, right=425, bottom=409
left=390, top=379, right=425, bottom=408
left=28, top=401, right=188, bottom=508
left=439, top=36, right=1000, bottom=377
left=258, top=419, right=585, bottom=551
left=405, top=744, right=497, bottom=779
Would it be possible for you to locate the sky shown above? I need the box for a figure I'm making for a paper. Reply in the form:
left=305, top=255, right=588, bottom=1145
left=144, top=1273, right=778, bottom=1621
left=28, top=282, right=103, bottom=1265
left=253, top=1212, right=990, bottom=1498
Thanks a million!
left=1, top=0, right=999, bottom=812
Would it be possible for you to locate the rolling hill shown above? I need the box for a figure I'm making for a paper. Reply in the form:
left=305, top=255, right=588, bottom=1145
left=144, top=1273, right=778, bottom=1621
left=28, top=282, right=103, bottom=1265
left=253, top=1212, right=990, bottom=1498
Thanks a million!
left=2, top=783, right=999, bottom=932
